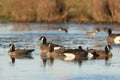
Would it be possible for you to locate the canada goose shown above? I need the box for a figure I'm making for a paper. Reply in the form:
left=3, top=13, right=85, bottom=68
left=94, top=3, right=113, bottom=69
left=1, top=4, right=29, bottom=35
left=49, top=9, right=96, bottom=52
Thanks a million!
left=39, top=36, right=63, bottom=52
left=86, top=28, right=100, bottom=36
left=46, top=43, right=65, bottom=58
left=87, top=45, right=112, bottom=59
left=106, top=28, right=120, bottom=44
left=60, top=47, right=87, bottom=61
left=104, top=27, right=108, bottom=31
left=59, top=27, right=68, bottom=33
left=48, top=43, right=87, bottom=61
left=8, top=44, right=34, bottom=56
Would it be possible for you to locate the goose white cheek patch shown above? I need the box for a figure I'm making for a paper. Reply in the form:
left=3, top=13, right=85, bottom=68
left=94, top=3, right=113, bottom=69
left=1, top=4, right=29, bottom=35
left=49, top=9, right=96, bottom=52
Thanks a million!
left=64, top=53, right=75, bottom=61
left=41, top=38, right=44, bottom=41
left=10, top=45, right=13, bottom=50
left=114, top=36, right=120, bottom=44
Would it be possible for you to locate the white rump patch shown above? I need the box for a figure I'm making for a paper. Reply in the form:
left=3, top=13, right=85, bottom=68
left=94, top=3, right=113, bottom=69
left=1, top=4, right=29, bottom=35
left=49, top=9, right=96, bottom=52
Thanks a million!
left=64, top=53, right=75, bottom=61
left=87, top=53, right=93, bottom=59
left=114, top=36, right=120, bottom=44
left=54, top=47, right=61, bottom=50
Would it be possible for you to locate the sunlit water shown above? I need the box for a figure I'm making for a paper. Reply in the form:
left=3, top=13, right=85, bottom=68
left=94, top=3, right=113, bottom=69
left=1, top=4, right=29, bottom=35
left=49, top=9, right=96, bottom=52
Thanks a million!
left=0, top=23, right=120, bottom=80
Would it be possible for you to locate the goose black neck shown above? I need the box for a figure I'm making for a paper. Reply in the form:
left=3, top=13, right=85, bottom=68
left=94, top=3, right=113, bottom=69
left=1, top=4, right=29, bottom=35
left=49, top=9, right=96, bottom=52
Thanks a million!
left=78, top=46, right=83, bottom=50
left=9, top=45, right=15, bottom=51
left=49, top=44, right=54, bottom=52
left=108, top=29, right=112, bottom=35
left=43, top=38, right=47, bottom=44
left=105, top=46, right=110, bottom=54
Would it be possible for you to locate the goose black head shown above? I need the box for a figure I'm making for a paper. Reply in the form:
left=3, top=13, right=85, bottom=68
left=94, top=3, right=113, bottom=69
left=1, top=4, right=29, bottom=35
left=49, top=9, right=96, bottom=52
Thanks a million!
left=104, top=27, right=107, bottom=31
left=39, top=36, right=47, bottom=44
left=96, top=28, right=100, bottom=32
left=105, top=45, right=112, bottom=54
left=78, top=46, right=83, bottom=50
left=9, top=44, right=15, bottom=51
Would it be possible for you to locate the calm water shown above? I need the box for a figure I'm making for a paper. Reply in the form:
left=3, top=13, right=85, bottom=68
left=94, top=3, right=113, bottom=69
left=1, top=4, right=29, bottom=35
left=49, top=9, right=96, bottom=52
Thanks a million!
left=0, top=23, right=120, bottom=80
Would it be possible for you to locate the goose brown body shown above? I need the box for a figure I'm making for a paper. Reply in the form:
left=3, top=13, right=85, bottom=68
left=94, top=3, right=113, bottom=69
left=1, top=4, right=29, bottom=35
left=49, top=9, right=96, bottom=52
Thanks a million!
left=106, top=28, right=120, bottom=44
left=88, top=45, right=112, bottom=59
left=86, top=28, right=100, bottom=36
left=8, top=44, right=34, bottom=56
left=39, top=36, right=63, bottom=53
left=47, top=43, right=87, bottom=61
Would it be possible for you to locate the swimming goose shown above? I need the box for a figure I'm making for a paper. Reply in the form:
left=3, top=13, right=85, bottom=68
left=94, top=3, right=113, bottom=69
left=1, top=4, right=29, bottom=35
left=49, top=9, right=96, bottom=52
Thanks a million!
left=61, top=47, right=88, bottom=61
left=87, top=45, right=112, bottom=59
left=39, top=36, right=63, bottom=52
left=8, top=44, right=34, bottom=56
left=59, top=27, right=68, bottom=33
left=86, top=28, right=100, bottom=36
left=48, top=43, right=87, bottom=61
left=106, top=28, right=120, bottom=44
left=46, top=43, right=65, bottom=58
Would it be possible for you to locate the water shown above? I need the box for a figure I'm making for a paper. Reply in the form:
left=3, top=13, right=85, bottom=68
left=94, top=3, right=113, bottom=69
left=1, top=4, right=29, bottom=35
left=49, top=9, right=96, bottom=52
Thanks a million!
left=0, top=23, right=120, bottom=80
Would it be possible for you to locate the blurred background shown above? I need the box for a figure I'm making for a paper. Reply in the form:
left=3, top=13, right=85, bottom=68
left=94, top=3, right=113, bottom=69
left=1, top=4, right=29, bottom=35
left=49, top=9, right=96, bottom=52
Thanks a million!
left=0, top=0, right=119, bottom=23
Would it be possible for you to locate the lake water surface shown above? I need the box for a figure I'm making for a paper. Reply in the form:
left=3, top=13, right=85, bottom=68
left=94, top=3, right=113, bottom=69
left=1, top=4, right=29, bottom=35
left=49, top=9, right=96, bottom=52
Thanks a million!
left=0, top=23, right=120, bottom=80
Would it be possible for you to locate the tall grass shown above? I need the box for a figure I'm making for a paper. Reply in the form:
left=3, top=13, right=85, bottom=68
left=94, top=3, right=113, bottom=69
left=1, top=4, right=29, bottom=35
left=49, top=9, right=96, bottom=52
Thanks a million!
left=108, top=0, right=120, bottom=23
left=64, top=0, right=93, bottom=22
left=0, top=0, right=120, bottom=23
left=92, top=0, right=111, bottom=22
left=36, top=0, right=65, bottom=22
left=10, top=0, right=36, bottom=22
left=0, top=0, right=11, bottom=18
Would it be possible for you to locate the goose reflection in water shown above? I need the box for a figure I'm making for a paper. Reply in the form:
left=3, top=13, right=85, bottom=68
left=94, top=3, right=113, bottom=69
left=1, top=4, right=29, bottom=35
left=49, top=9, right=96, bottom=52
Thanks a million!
left=41, top=57, right=54, bottom=68
left=58, top=55, right=83, bottom=67
left=105, top=58, right=112, bottom=66
left=40, top=52, right=54, bottom=68
left=40, top=51, right=83, bottom=68
left=9, top=55, right=33, bottom=64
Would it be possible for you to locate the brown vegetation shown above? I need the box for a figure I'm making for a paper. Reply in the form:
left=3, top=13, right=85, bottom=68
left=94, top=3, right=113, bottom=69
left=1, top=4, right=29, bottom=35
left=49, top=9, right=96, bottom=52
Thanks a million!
left=0, top=0, right=120, bottom=23
left=36, top=0, right=66, bottom=22
left=108, top=0, right=120, bottom=23
left=64, top=0, right=92, bottom=23
left=92, top=0, right=111, bottom=22
left=10, top=0, right=36, bottom=22
left=9, top=0, right=66, bottom=22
